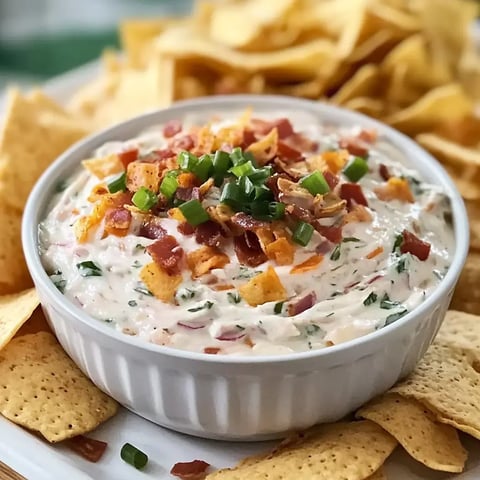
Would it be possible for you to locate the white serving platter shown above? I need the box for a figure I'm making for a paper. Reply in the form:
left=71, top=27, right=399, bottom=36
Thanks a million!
left=2, top=43, right=480, bottom=479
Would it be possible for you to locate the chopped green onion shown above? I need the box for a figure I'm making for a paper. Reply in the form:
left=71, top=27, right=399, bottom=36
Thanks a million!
left=330, top=244, right=341, bottom=261
left=380, top=293, right=399, bottom=309
left=343, top=237, right=361, bottom=243
left=254, top=185, right=274, bottom=201
left=230, top=147, right=248, bottom=166
left=179, top=199, right=210, bottom=226
left=132, top=187, right=157, bottom=211
left=274, top=302, right=284, bottom=314
left=134, top=285, right=153, bottom=296
left=107, top=172, right=126, bottom=193
left=50, top=272, right=66, bottom=293
left=229, top=160, right=255, bottom=178
left=305, top=324, right=321, bottom=335
left=343, top=156, right=369, bottom=182
left=248, top=166, right=273, bottom=184
left=227, top=292, right=241, bottom=304
left=250, top=201, right=285, bottom=221
left=128, top=300, right=137, bottom=307
left=363, top=292, right=378, bottom=306
left=159, top=174, right=178, bottom=199
left=385, top=309, right=408, bottom=325
left=292, top=221, right=314, bottom=246
left=76, top=261, right=102, bottom=277
left=188, top=301, right=214, bottom=312
left=120, top=443, right=148, bottom=470
left=238, top=175, right=255, bottom=199
left=392, top=233, right=404, bottom=253
left=220, top=182, right=245, bottom=210
left=213, top=150, right=232, bottom=174
left=213, top=173, right=225, bottom=187
left=396, top=256, right=407, bottom=273
left=300, top=171, right=330, bottom=195
left=193, top=154, right=213, bottom=182
left=178, top=151, right=198, bottom=171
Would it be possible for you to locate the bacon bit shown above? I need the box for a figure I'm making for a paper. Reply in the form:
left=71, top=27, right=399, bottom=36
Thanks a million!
left=272, top=118, right=295, bottom=139
left=315, top=223, right=343, bottom=243
left=374, top=177, right=414, bottom=203
left=290, top=254, right=323, bottom=274
left=203, top=347, right=221, bottom=355
left=231, top=212, right=268, bottom=231
left=234, top=232, right=267, bottom=267
left=104, top=208, right=132, bottom=237
left=66, top=435, right=107, bottom=463
left=126, top=162, right=161, bottom=192
left=212, top=283, right=234, bottom=291
left=277, top=140, right=304, bottom=163
left=379, top=164, right=391, bottom=181
left=241, top=128, right=257, bottom=148
left=178, top=222, right=195, bottom=235
left=170, top=134, right=195, bottom=152
left=273, top=158, right=306, bottom=181
left=338, top=137, right=369, bottom=157
left=246, top=128, right=278, bottom=165
left=154, top=148, right=176, bottom=161
left=163, top=119, right=182, bottom=138
left=358, top=128, right=378, bottom=144
left=147, top=236, right=184, bottom=275
left=366, top=246, right=384, bottom=259
left=195, top=221, right=223, bottom=247
left=139, top=216, right=167, bottom=239
left=343, top=204, right=372, bottom=224
left=118, top=148, right=139, bottom=169
left=265, top=237, right=295, bottom=266
left=287, top=291, right=317, bottom=316
left=340, top=183, right=369, bottom=209
left=287, top=133, right=318, bottom=152
left=323, top=170, right=339, bottom=190
left=177, top=172, right=200, bottom=189
left=322, top=150, right=349, bottom=174
left=176, top=186, right=201, bottom=202
left=400, top=229, right=431, bottom=261
left=265, top=173, right=291, bottom=200
left=187, top=246, right=230, bottom=278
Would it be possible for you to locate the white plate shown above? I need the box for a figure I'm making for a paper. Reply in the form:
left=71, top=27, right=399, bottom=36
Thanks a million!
left=2, top=33, right=480, bottom=477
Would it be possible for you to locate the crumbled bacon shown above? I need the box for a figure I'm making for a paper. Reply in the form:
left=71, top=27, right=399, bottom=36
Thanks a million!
left=118, top=148, right=138, bottom=169
left=379, top=164, right=391, bottom=181
left=339, top=183, right=369, bottom=209
left=147, top=235, right=184, bottom=274
left=241, top=129, right=257, bottom=148
left=400, top=229, right=431, bottom=261
left=178, top=222, right=195, bottom=235
left=66, top=435, right=107, bottom=463
left=323, top=170, right=339, bottom=190
left=176, top=187, right=201, bottom=202
left=195, top=221, right=223, bottom=247
left=358, top=129, right=378, bottom=144
left=153, top=148, right=176, bottom=160
left=285, top=204, right=313, bottom=224
left=170, top=134, right=195, bottom=152
left=265, top=173, right=291, bottom=200
left=163, top=119, right=182, bottom=138
left=277, top=141, right=304, bottom=163
left=139, top=216, right=167, bottom=239
left=314, top=223, right=343, bottom=243
left=338, top=137, right=369, bottom=157
left=170, top=460, right=210, bottom=480
left=273, top=158, right=305, bottom=180
left=287, top=291, right=317, bottom=316
left=286, top=133, right=318, bottom=152
left=104, top=208, right=132, bottom=236
left=204, top=347, right=221, bottom=354
left=231, top=212, right=268, bottom=231
left=234, top=232, right=267, bottom=267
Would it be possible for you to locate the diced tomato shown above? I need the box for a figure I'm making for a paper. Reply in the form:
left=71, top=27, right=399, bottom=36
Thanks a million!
left=339, top=183, right=369, bottom=209
left=118, top=148, right=139, bottom=169
left=163, top=119, right=182, bottom=138
left=400, top=230, right=431, bottom=261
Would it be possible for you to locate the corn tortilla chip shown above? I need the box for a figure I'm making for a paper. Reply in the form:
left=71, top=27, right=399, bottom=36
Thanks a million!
left=331, top=64, right=380, bottom=105
left=390, top=342, right=480, bottom=439
left=451, top=252, right=480, bottom=315
left=206, top=420, right=396, bottom=480
left=465, top=200, right=480, bottom=251
left=357, top=393, right=466, bottom=472
left=436, top=310, right=480, bottom=351
left=238, top=266, right=287, bottom=307
left=15, top=306, right=51, bottom=337
left=0, top=331, right=117, bottom=442
left=140, top=262, right=182, bottom=303
left=0, top=288, right=39, bottom=351
left=343, top=97, right=384, bottom=118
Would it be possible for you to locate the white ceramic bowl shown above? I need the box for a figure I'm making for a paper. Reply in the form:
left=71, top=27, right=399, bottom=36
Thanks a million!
left=22, top=95, right=469, bottom=441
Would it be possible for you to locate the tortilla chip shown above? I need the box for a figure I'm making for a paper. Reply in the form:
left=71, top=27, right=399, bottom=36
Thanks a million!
left=290, top=254, right=323, bottom=274
left=331, top=64, right=380, bottom=105
left=206, top=420, right=396, bottom=480
left=390, top=342, right=480, bottom=440
left=0, top=89, right=89, bottom=211
left=0, top=331, right=117, bottom=442
left=465, top=200, right=480, bottom=251
left=187, top=246, right=230, bottom=279
left=385, top=84, right=473, bottom=135
left=366, top=469, right=387, bottom=480
left=126, top=161, right=161, bottom=192
left=140, top=262, right=182, bottom=304
left=265, top=237, right=295, bottom=266
left=451, top=252, right=480, bottom=315
left=0, top=288, right=39, bottom=351
left=357, top=393, right=466, bottom=472
left=343, top=97, right=384, bottom=118
left=436, top=310, right=480, bottom=352
left=82, top=154, right=123, bottom=179
left=15, top=306, right=51, bottom=337
left=238, top=266, right=287, bottom=307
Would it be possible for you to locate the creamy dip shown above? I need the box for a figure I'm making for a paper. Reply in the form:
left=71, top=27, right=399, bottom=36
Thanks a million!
left=40, top=110, right=454, bottom=356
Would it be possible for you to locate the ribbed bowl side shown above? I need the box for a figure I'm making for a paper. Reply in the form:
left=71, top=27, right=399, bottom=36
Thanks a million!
left=39, top=288, right=452, bottom=441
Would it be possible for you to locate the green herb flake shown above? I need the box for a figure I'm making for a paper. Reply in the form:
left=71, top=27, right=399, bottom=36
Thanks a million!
left=380, top=293, right=399, bottom=310
left=305, top=324, right=321, bottom=335
left=385, top=309, right=408, bottom=325
left=180, top=288, right=196, bottom=300
left=188, top=301, right=214, bottom=313
left=274, top=301, right=284, bottom=314
left=135, top=244, right=145, bottom=252
left=131, top=260, right=142, bottom=269
left=128, top=300, right=137, bottom=307
left=76, top=261, right=102, bottom=277
left=330, top=244, right=341, bottom=261
left=343, top=237, right=361, bottom=243
left=235, top=324, right=245, bottom=331
left=392, top=233, right=404, bottom=253
left=363, top=292, right=378, bottom=306
left=227, top=292, right=241, bottom=304
left=55, top=179, right=69, bottom=193
left=50, top=272, right=66, bottom=294
left=134, top=285, right=153, bottom=296
left=396, top=256, right=407, bottom=273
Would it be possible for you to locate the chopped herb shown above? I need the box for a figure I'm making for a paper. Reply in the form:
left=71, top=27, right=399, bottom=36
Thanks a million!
left=187, top=301, right=214, bottom=312
left=330, top=291, right=342, bottom=298
left=396, top=256, right=407, bottom=273
left=330, top=244, right=341, bottom=261
left=392, top=233, right=404, bottom=253
left=352, top=269, right=358, bottom=275
left=385, top=309, right=408, bottom=325
left=363, top=292, right=378, bottom=306
left=380, top=293, right=399, bottom=309
left=134, top=285, right=153, bottom=296
left=227, top=292, right=241, bottom=304
left=233, top=266, right=260, bottom=280
left=135, top=244, right=145, bottom=252
left=120, top=443, right=148, bottom=470
left=54, top=179, right=68, bottom=193
left=128, top=300, right=137, bottom=307
left=305, top=324, right=321, bottom=335
left=343, top=237, right=361, bottom=243
left=50, top=272, right=66, bottom=294
left=103, top=318, right=113, bottom=324
left=76, top=261, right=102, bottom=277
left=325, top=312, right=335, bottom=317
left=235, top=325, right=245, bottom=331
left=107, top=172, right=127, bottom=193
left=131, top=260, right=142, bottom=268
left=180, top=288, right=196, bottom=300
left=433, top=269, right=444, bottom=280
left=274, top=301, right=284, bottom=314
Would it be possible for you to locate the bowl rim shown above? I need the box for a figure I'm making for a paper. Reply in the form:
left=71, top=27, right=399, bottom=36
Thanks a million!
left=22, top=94, right=470, bottom=364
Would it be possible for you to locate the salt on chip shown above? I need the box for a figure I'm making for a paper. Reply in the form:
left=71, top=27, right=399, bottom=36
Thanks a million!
left=0, top=288, right=39, bottom=351
left=357, top=393, right=467, bottom=472
left=140, top=262, right=182, bottom=304
left=390, top=342, right=480, bottom=440
left=0, top=331, right=117, bottom=442
left=206, top=420, right=396, bottom=480
left=238, top=266, right=287, bottom=307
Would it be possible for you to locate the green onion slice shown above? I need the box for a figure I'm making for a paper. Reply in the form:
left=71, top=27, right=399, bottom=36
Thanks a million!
left=120, top=443, right=148, bottom=470
left=230, top=147, right=246, bottom=166
left=179, top=199, right=210, bottom=226
left=292, top=221, right=314, bottom=246
left=160, top=173, right=178, bottom=199
left=107, top=172, right=127, bottom=193
left=132, top=187, right=157, bottom=211
left=193, top=154, right=213, bottom=182
left=250, top=201, right=285, bottom=221
left=248, top=166, right=273, bottom=184
left=343, top=157, right=369, bottom=182
left=300, top=171, right=330, bottom=195
left=229, top=160, right=255, bottom=178
left=178, top=151, right=198, bottom=171
left=76, top=261, right=102, bottom=277
left=213, top=150, right=232, bottom=174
